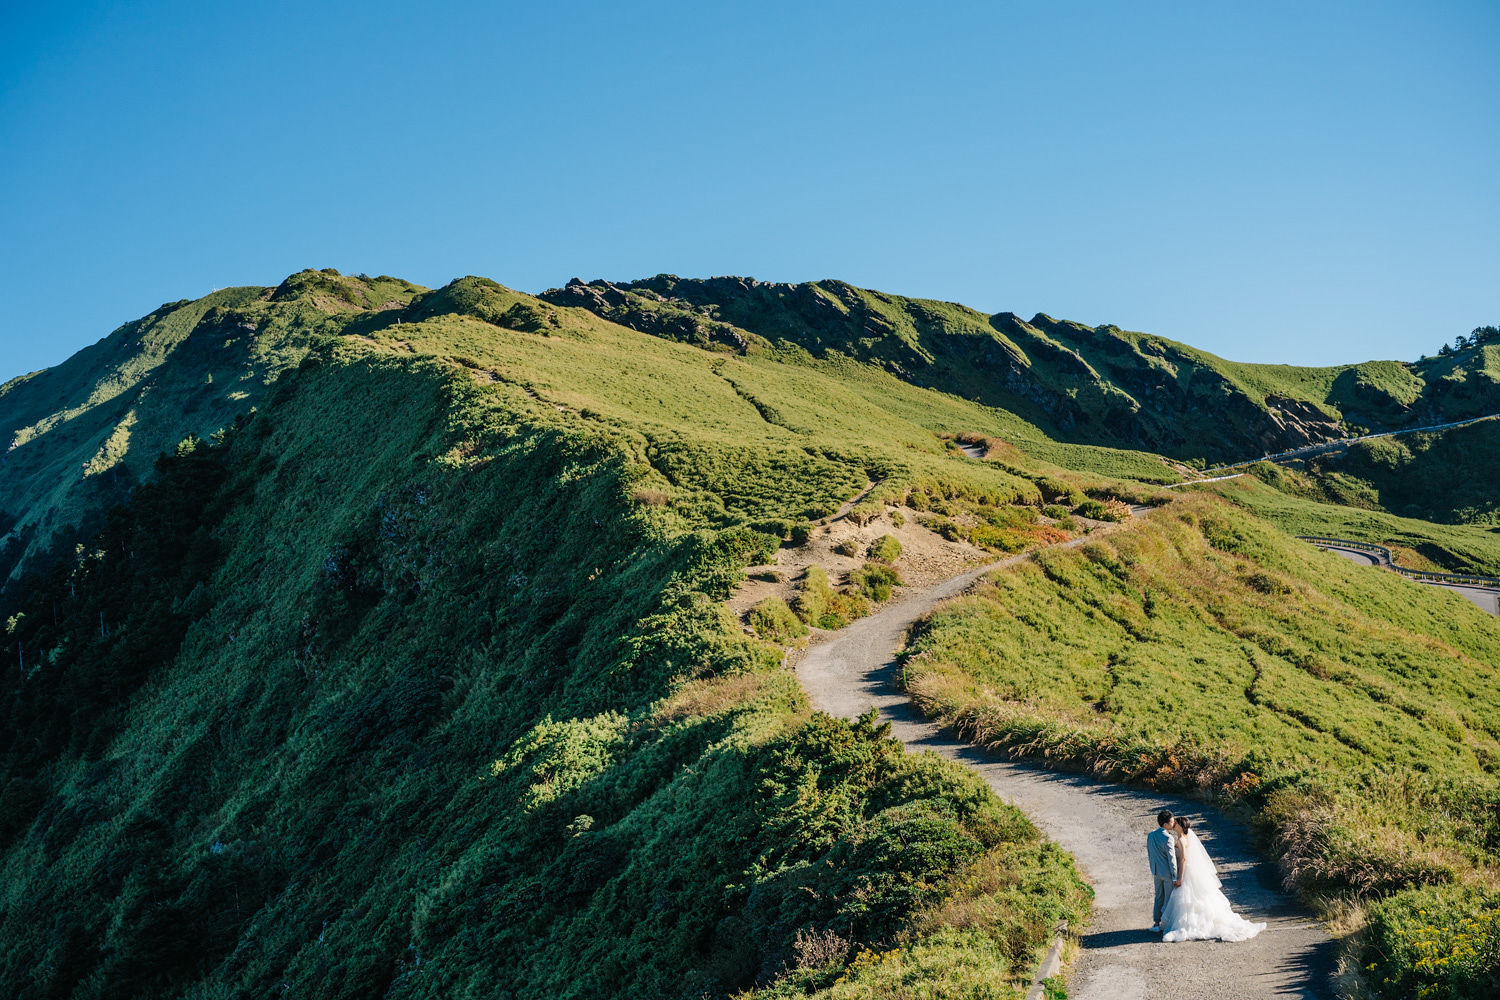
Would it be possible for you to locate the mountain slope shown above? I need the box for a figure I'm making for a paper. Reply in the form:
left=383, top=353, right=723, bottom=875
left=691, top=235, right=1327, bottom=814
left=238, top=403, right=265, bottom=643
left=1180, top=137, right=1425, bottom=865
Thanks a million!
left=543, top=275, right=1499, bottom=464
left=0, top=270, right=425, bottom=590
left=1, top=276, right=1098, bottom=999
left=5, top=269, right=1496, bottom=999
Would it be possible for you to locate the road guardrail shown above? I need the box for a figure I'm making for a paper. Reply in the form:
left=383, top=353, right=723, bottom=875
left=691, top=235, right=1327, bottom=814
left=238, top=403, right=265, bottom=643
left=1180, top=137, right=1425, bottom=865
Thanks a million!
left=1298, top=536, right=1500, bottom=590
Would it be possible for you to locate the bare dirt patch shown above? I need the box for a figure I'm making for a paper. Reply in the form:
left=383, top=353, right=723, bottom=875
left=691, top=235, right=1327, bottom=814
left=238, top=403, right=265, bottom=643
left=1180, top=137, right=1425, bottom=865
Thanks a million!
left=729, top=503, right=991, bottom=630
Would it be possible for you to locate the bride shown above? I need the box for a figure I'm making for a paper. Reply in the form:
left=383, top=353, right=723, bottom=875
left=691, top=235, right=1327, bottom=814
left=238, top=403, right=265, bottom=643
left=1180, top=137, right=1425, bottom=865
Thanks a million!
left=1160, top=817, right=1266, bottom=943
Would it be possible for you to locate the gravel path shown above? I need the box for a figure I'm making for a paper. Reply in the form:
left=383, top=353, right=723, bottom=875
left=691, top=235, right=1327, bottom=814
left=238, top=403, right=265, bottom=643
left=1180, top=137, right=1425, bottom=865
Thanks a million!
left=795, top=554, right=1337, bottom=1000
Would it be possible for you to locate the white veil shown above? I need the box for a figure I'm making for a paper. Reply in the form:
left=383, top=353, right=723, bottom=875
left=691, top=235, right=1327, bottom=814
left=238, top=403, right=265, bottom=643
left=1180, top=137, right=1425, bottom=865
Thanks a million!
left=1179, top=828, right=1221, bottom=891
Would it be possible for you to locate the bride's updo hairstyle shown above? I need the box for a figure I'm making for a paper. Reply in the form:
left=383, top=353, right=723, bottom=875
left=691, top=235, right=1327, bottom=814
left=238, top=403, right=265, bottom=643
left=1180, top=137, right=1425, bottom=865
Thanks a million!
left=1177, top=817, right=1193, bottom=834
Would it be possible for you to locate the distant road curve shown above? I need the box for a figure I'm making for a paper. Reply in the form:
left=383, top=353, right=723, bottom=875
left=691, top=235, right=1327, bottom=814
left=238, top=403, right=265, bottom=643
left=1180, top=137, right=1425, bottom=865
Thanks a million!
left=1300, top=536, right=1500, bottom=615
left=1199, top=412, right=1500, bottom=477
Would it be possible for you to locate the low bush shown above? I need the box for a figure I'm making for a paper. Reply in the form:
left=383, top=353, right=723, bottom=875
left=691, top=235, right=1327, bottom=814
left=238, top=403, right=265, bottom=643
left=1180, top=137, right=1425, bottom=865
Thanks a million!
left=850, top=562, right=901, bottom=602
left=834, top=539, right=861, bottom=557
left=793, top=565, right=872, bottom=629
left=794, top=565, right=836, bottom=625
left=1080, top=497, right=1128, bottom=521
left=867, top=535, right=902, bottom=563
left=1360, top=885, right=1500, bottom=1000
left=748, top=596, right=808, bottom=644
left=789, top=522, right=814, bottom=546
left=848, top=500, right=884, bottom=526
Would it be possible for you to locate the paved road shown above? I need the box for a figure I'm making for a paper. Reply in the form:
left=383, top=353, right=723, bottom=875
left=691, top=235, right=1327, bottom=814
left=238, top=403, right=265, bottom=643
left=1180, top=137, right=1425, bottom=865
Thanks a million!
left=1322, top=545, right=1500, bottom=615
left=1200, top=412, right=1500, bottom=477
left=796, top=558, right=1336, bottom=1000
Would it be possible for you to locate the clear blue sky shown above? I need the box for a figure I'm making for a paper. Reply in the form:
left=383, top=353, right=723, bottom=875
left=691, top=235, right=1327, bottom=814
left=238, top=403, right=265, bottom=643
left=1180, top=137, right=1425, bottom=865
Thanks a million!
left=3, top=2, right=1496, bottom=383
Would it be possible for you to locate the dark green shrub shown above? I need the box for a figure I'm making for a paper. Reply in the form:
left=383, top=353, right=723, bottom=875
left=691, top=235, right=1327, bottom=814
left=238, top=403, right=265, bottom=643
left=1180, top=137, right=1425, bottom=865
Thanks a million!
left=925, top=516, right=961, bottom=542
left=1075, top=499, right=1108, bottom=520
left=788, top=523, right=813, bottom=547
left=1041, top=505, right=1070, bottom=519
left=834, top=539, right=860, bottom=557
left=754, top=518, right=796, bottom=541
left=1036, top=477, right=1083, bottom=504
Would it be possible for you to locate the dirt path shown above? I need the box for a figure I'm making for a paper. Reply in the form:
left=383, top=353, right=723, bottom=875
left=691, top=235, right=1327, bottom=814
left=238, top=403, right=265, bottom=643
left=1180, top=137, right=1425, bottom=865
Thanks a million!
left=795, top=546, right=1337, bottom=1000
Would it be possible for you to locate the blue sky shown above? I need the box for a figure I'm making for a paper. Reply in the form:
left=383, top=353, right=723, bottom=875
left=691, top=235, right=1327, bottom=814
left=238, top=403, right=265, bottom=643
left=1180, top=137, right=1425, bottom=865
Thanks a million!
left=2, top=2, right=1496, bottom=382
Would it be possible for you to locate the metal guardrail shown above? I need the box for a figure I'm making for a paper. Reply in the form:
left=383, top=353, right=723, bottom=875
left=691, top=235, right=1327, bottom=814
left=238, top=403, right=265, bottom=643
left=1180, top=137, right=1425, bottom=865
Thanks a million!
left=1298, top=536, right=1500, bottom=589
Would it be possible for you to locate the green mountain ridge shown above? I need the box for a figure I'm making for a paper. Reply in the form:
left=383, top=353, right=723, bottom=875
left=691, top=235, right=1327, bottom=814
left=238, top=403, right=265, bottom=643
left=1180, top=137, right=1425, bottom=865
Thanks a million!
left=3, top=268, right=1498, bottom=999
left=543, top=274, right=1500, bottom=463
left=2, top=270, right=1110, bottom=999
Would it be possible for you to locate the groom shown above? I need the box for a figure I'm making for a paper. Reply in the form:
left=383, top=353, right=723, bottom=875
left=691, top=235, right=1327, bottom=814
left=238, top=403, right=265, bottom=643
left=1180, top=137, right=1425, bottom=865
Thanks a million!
left=1147, top=809, right=1179, bottom=933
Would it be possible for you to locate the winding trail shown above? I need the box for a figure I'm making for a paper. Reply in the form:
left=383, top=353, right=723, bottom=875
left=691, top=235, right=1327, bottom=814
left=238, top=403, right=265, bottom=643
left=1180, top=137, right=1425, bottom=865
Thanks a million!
left=795, top=540, right=1336, bottom=999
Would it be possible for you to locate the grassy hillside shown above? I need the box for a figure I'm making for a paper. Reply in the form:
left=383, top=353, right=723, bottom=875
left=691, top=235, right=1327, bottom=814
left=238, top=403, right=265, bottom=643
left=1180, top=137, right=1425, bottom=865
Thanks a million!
left=0, top=270, right=425, bottom=591
left=1241, top=418, right=1500, bottom=527
left=7, top=268, right=1494, bottom=998
left=1205, top=474, right=1500, bottom=577
left=0, top=278, right=1100, bottom=999
left=545, top=276, right=1500, bottom=466
left=900, top=495, right=1500, bottom=998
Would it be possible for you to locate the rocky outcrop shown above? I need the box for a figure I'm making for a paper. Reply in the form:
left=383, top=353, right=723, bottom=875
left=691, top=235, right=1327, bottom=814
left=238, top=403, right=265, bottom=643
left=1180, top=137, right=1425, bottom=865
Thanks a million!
left=1260, top=394, right=1344, bottom=453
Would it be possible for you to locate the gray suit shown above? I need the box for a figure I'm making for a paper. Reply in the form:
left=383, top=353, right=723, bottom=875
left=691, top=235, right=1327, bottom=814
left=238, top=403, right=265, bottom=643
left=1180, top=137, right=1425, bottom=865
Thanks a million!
left=1147, top=827, right=1178, bottom=925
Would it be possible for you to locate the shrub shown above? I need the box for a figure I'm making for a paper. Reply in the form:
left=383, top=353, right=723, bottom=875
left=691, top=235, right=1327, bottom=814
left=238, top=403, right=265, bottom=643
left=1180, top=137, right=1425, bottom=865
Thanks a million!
left=868, top=535, right=902, bottom=563
left=1037, top=477, right=1085, bottom=506
left=788, top=523, right=813, bottom=547
left=748, top=597, right=809, bottom=644
left=1360, top=885, right=1500, bottom=999
left=890, top=511, right=906, bottom=528
left=720, top=525, right=782, bottom=565
left=925, top=516, right=961, bottom=542
left=906, top=489, right=930, bottom=512
left=850, top=562, right=902, bottom=602
left=1040, top=505, right=1070, bottom=519
left=794, top=565, right=836, bottom=625
left=793, top=564, right=874, bottom=629
left=1074, top=499, right=1108, bottom=520
left=755, top=518, right=796, bottom=541
left=834, top=539, right=860, bottom=557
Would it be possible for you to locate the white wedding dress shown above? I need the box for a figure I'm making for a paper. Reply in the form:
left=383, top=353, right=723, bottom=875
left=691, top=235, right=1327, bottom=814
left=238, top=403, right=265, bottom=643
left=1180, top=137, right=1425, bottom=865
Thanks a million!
left=1161, top=829, right=1266, bottom=943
